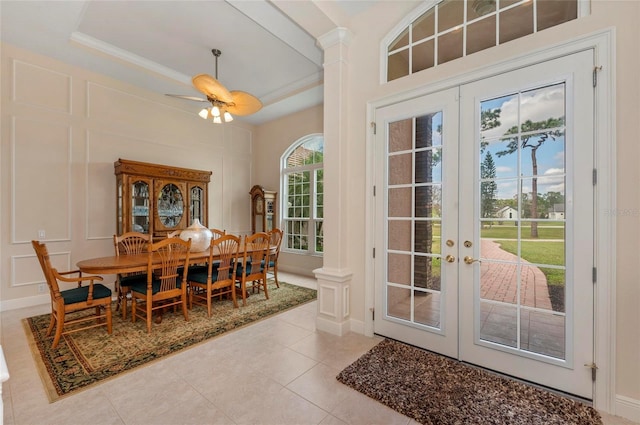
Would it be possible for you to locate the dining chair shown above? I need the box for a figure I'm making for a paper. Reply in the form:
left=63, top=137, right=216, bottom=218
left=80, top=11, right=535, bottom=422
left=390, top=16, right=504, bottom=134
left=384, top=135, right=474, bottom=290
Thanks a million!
left=210, top=228, right=226, bottom=240
left=130, top=237, right=191, bottom=333
left=113, top=232, right=151, bottom=319
left=235, top=232, right=270, bottom=306
left=188, top=234, right=240, bottom=316
left=31, top=240, right=113, bottom=348
left=265, top=228, right=283, bottom=288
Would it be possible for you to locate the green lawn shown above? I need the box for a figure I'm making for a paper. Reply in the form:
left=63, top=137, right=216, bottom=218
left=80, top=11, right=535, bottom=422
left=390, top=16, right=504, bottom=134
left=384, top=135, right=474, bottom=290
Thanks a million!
left=496, top=240, right=565, bottom=286
left=481, top=223, right=564, bottom=240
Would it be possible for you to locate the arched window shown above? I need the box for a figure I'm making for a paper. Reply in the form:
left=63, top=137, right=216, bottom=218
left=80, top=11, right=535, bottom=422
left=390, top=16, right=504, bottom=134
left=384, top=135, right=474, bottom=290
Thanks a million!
left=385, top=0, right=584, bottom=82
left=281, top=134, right=324, bottom=255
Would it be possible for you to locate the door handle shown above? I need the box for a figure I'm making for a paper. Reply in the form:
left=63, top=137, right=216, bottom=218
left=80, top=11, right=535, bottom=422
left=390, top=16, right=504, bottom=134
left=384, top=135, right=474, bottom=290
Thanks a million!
left=463, top=256, right=481, bottom=265
left=445, top=254, right=456, bottom=263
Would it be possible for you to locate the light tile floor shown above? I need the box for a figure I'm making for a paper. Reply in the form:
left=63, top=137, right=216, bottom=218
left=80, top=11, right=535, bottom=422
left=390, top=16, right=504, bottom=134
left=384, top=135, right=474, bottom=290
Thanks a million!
left=1, top=272, right=637, bottom=425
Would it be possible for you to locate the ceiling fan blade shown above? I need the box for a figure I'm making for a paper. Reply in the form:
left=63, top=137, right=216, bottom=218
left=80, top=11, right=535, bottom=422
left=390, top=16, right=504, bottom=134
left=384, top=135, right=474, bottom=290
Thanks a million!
left=226, top=91, right=263, bottom=116
left=165, top=94, right=208, bottom=102
left=192, top=74, right=233, bottom=103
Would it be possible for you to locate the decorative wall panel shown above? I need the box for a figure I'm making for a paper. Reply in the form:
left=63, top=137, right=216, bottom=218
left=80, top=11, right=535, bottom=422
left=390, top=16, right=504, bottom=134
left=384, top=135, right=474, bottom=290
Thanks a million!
left=12, top=117, right=71, bottom=243
left=11, top=251, right=70, bottom=287
left=13, top=60, right=71, bottom=113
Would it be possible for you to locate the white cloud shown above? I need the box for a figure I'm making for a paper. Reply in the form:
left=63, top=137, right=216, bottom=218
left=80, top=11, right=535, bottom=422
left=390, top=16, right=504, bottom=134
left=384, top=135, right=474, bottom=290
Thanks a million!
left=482, top=85, right=565, bottom=140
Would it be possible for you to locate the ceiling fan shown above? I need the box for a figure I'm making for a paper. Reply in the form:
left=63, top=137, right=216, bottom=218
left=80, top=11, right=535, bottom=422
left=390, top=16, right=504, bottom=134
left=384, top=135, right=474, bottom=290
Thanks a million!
left=166, top=49, right=262, bottom=123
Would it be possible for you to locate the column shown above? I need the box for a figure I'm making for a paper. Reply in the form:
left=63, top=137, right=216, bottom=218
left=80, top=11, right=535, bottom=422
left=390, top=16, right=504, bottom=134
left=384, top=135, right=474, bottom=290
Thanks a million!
left=314, top=28, right=352, bottom=335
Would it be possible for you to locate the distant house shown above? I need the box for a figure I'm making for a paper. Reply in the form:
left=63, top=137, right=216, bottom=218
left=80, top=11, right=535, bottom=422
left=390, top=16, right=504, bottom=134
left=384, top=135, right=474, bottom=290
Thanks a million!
left=496, top=206, right=518, bottom=219
left=548, top=203, right=565, bottom=220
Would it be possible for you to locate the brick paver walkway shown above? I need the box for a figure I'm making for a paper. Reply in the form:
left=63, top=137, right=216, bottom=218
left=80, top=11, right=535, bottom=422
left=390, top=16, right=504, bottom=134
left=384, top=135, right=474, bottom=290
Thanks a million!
left=480, top=239, right=552, bottom=310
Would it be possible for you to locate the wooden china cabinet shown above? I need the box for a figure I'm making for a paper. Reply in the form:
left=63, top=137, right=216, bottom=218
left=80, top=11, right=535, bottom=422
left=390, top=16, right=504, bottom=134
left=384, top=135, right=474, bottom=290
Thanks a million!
left=250, top=185, right=277, bottom=234
left=115, top=159, right=211, bottom=239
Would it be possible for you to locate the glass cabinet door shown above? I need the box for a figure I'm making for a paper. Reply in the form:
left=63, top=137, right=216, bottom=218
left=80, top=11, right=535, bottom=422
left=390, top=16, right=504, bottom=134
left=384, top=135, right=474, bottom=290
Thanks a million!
left=131, top=180, right=150, bottom=234
left=266, top=199, right=274, bottom=231
left=117, top=178, right=123, bottom=235
left=157, top=183, right=184, bottom=229
left=254, top=195, right=265, bottom=232
left=190, top=185, right=204, bottom=224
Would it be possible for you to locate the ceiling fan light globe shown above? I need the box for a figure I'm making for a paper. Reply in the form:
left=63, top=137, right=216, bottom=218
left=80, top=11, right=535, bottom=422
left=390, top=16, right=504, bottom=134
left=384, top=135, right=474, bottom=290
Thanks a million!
left=198, top=108, right=209, bottom=119
left=213, top=116, right=222, bottom=124
left=223, top=112, right=233, bottom=122
left=211, top=106, right=221, bottom=117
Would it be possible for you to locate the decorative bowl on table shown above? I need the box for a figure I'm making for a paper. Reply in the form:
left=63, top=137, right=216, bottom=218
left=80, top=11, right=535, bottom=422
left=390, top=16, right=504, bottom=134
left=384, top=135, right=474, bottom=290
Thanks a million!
left=179, top=219, right=212, bottom=252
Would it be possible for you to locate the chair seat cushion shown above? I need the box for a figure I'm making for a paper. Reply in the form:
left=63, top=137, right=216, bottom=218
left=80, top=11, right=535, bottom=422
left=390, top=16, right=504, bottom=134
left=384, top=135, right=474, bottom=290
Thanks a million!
left=188, top=270, right=209, bottom=285
left=187, top=265, right=207, bottom=275
left=236, top=261, right=265, bottom=276
left=130, top=278, right=184, bottom=295
left=61, top=284, right=112, bottom=304
left=260, top=260, right=276, bottom=268
left=189, top=268, right=227, bottom=285
left=119, top=273, right=148, bottom=287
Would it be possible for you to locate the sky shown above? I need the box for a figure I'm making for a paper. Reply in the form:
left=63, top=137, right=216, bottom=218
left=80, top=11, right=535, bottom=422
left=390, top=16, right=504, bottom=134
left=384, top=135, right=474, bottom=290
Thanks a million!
left=480, top=83, right=566, bottom=199
left=387, top=82, right=567, bottom=200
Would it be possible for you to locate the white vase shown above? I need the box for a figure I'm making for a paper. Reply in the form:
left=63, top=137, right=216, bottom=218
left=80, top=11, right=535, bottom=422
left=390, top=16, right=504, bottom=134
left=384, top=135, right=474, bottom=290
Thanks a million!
left=180, top=219, right=213, bottom=252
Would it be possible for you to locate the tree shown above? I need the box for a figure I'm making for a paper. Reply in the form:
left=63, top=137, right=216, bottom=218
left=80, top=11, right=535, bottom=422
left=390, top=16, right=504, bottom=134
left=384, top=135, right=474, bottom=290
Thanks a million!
left=496, top=117, right=565, bottom=238
left=480, top=152, right=498, bottom=224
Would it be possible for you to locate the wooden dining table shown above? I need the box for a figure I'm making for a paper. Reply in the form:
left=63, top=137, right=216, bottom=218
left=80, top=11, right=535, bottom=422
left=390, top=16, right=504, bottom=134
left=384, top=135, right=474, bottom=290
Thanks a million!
left=76, top=250, right=211, bottom=275
left=76, top=244, right=273, bottom=275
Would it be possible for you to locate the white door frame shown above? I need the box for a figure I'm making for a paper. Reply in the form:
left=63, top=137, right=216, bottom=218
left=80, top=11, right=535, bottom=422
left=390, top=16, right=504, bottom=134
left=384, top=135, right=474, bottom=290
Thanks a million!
left=364, top=29, right=615, bottom=412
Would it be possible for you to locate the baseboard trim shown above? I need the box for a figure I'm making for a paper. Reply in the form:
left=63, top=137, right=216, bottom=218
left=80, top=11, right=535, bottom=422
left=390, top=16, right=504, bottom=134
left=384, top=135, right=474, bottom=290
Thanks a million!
left=615, top=395, right=640, bottom=423
left=316, top=315, right=350, bottom=336
left=0, top=294, right=48, bottom=312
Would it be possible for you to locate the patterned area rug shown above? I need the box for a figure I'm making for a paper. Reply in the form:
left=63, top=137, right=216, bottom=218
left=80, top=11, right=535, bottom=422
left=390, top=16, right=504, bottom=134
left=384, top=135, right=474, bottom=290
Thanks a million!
left=24, top=281, right=316, bottom=402
left=337, top=339, right=603, bottom=425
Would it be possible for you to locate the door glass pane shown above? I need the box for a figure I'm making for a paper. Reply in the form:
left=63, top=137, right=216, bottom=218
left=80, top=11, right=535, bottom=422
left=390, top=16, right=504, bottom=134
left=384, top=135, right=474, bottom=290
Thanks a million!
left=386, top=112, right=445, bottom=331
left=478, top=82, right=567, bottom=360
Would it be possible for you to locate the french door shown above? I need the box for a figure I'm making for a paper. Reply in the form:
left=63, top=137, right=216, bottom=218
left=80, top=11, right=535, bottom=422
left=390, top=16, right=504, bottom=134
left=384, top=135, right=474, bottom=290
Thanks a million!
left=374, top=50, right=595, bottom=398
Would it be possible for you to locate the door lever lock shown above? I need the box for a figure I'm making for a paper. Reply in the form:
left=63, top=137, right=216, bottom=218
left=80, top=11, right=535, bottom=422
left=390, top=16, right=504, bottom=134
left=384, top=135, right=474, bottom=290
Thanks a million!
left=463, top=256, right=481, bottom=265
left=445, top=255, right=456, bottom=263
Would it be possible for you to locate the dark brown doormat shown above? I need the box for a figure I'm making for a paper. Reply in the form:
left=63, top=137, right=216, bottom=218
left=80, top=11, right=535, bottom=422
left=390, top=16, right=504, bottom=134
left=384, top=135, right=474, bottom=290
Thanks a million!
left=336, top=339, right=602, bottom=425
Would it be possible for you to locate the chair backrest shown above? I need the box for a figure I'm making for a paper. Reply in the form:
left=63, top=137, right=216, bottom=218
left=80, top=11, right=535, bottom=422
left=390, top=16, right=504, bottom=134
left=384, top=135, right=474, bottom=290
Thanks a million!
left=167, top=230, right=181, bottom=238
left=211, top=234, right=240, bottom=283
left=240, top=232, right=270, bottom=277
left=268, top=228, right=284, bottom=260
left=114, top=232, right=150, bottom=279
left=147, top=237, right=191, bottom=292
left=31, top=240, right=61, bottom=300
left=210, top=228, right=226, bottom=239
left=114, top=232, right=150, bottom=256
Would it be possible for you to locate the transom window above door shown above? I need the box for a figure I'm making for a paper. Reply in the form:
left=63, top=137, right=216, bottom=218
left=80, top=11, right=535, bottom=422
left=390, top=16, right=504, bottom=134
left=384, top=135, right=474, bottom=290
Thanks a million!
left=386, top=0, right=584, bottom=82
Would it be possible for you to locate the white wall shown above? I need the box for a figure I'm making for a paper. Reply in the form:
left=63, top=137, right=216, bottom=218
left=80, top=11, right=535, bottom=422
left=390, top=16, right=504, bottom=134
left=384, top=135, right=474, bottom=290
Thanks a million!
left=253, top=104, right=324, bottom=276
